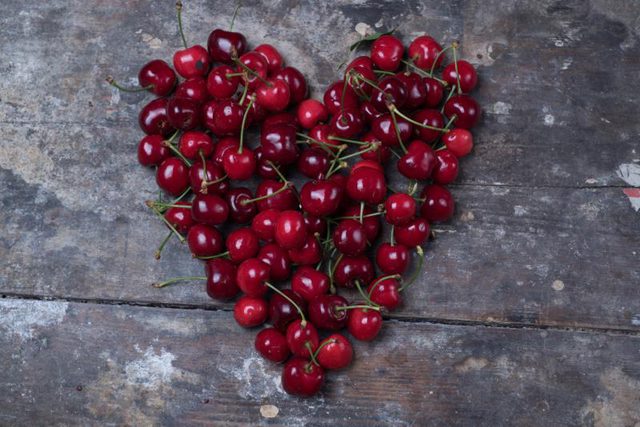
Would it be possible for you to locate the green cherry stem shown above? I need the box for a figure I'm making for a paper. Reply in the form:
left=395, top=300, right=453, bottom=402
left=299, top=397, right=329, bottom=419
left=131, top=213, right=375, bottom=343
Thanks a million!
left=146, top=202, right=186, bottom=243
left=240, top=181, right=290, bottom=206
left=153, top=276, right=207, bottom=288
left=234, top=58, right=272, bottom=87
left=154, top=230, right=173, bottom=260
left=327, top=135, right=369, bottom=146
left=334, top=304, right=381, bottom=312
left=312, top=338, right=336, bottom=360
left=265, top=160, right=289, bottom=183
left=400, top=60, right=448, bottom=85
left=441, top=85, right=457, bottom=114
left=163, top=138, right=192, bottom=167
left=195, top=251, right=230, bottom=260
left=390, top=225, right=396, bottom=246
left=229, top=3, right=241, bottom=31
left=176, top=1, right=188, bottom=49
left=399, top=246, right=425, bottom=291
left=336, top=143, right=379, bottom=162
left=238, top=95, right=254, bottom=154
left=335, top=211, right=385, bottom=221
left=388, top=104, right=449, bottom=133
left=105, top=76, right=153, bottom=93
left=388, top=109, right=408, bottom=154
left=429, top=45, right=452, bottom=76
left=452, top=41, right=462, bottom=95
left=265, top=282, right=306, bottom=324
left=368, top=273, right=402, bottom=297
left=306, top=342, right=320, bottom=366
left=355, top=280, right=378, bottom=307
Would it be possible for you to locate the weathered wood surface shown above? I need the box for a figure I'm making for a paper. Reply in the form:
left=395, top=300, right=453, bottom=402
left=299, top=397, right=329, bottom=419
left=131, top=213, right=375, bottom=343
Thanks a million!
left=1, top=299, right=639, bottom=426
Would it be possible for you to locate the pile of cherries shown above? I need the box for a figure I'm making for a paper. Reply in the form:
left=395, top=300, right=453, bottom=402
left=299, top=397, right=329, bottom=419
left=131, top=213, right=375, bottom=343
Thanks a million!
left=109, top=3, right=479, bottom=397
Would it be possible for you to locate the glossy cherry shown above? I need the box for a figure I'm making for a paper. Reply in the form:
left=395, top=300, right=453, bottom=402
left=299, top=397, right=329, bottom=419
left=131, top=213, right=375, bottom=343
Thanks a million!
left=256, top=78, right=291, bottom=112
left=376, top=243, right=410, bottom=275
left=187, top=224, right=224, bottom=257
left=189, top=159, right=228, bottom=195
left=255, top=327, right=289, bottom=363
left=423, top=77, right=444, bottom=107
left=164, top=201, right=194, bottom=234
left=291, top=266, right=330, bottom=302
left=234, top=295, right=268, bottom=328
left=286, top=319, right=319, bottom=357
left=442, top=128, right=473, bottom=157
left=333, top=219, right=367, bottom=256
left=408, top=36, right=444, bottom=70
left=308, top=294, right=349, bottom=330
left=444, top=95, right=481, bottom=129
left=433, top=149, right=459, bottom=184
left=254, top=180, right=297, bottom=211
left=334, top=255, right=374, bottom=288
left=255, top=147, right=280, bottom=179
left=138, top=135, right=170, bottom=166
left=287, top=235, right=322, bottom=266
left=370, top=76, right=408, bottom=111
left=236, top=258, right=270, bottom=297
left=346, top=166, right=386, bottom=205
left=360, top=100, right=383, bottom=123
left=300, top=179, right=342, bottom=216
left=167, top=97, right=201, bottom=130
left=282, top=357, right=324, bottom=397
left=342, top=205, right=381, bottom=243
left=213, top=99, right=245, bottom=135
left=443, top=60, right=478, bottom=93
left=371, top=113, right=412, bottom=147
left=317, top=334, right=353, bottom=370
left=156, top=157, right=189, bottom=196
left=207, top=28, right=247, bottom=63
left=269, top=289, right=306, bottom=332
left=397, top=140, right=437, bottom=180
left=348, top=307, right=383, bottom=341
left=206, top=258, right=239, bottom=300
left=330, top=107, right=364, bottom=139
left=251, top=209, right=280, bottom=242
left=304, top=215, right=327, bottom=236
left=371, top=34, right=404, bottom=71
left=226, top=187, right=256, bottom=223
left=260, top=124, right=298, bottom=166
left=385, top=193, right=416, bottom=226
left=297, top=99, right=329, bottom=130
left=226, top=227, right=259, bottom=263
left=297, top=148, right=330, bottom=179
left=273, top=66, right=307, bottom=104
left=223, top=147, right=256, bottom=181
left=176, top=77, right=210, bottom=103
left=138, top=59, right=177, bottom=96
left=420, top=184, right=455, bottom=222
left=395, top=72, right=427, bottom=109
left=395, top=217, right=430, bottom=248
left=368, top=276, right=402, bottom=311
left=254, top=43, right=283, bottom=73
left=275, top=210, right=307, bottom=249
left=207, top=65, right=241, bottom=99
left=412, top=109, right=444, bottom=143
left=192, top=193, right=229, bottom=225
left=139, top=98, right=175, bottom=137
left=258, top=243, right=292, bottom=282
left=173, top=44, right=210, bottom=79
left=323, top=80, right=359, bottom=115
left=179, top=131, right=214, bottom=160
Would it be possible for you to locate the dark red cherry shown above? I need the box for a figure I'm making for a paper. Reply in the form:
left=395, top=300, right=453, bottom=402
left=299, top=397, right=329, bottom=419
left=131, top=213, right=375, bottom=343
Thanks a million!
left=412, top=109, right=444, bottom=143
left=201, top=99, right=220, bottom=134
left=234, top=295, right=268, bottom=328
left=164, top=201, right=194, bottom=234
left=395, top=72, right=427, bottom=110
left=256, top=78, right=291, bottom=112
left=370, top=76, right=408, bottom=111
left=385, top=193, right=416, bottom=225
left=360, top=100, right=383, bottom=123
left=238, top=52, right=269, bottom=89
left=138, top=135, right=170, bottom=166
left=291, top=266, right=330, bottom=303
left=156, top=157, right=189, bottom=196
left=166, top=97, right=201, bottom=131
left=251, top=209, right=280, bottom=242
left=309, top=124, right=340, bottom=151
left=444, top=95, right=481, bottom=129
left=189, top=158, right=228, bottom=195
left=397, top=140, right=436, bottom=180
left=270, top=289, right=306, bottom=332
left=138, top=59, right=177, bottom=96
left=287, top=234, right=322, bottom=266
left=179, top=131, right=214, bottom=160
left=433, top=149, right=459, bottom=184
left=345, top=65, right=377, bottom=96
left=368, top=276, right=402, bottom=311
left=351, top=160, right=384, bottom=173
left=213, top=99, right=245, bottom=135
left=371, top=113, right=412, bottom=147
left=286, top=319, right=318, bottom=357
left=360, top=133, right=390, bottom=164
left=308, top=294, right=349, bottom=330
left=300, top=179, right=342, bottom=216
left=223, top=147, right=256, bottom=180
left=213, top=136, right=239, bottom=165
left=342, top=205, right=380, bottom=243
left=297, top=148, right=330, bottom=180
left=255, top=327, right=289, bottom=363
left=408, top=36, right=444, bottom=70
left=317, top=334, right=353, bottom=370
left=297, top=99, right=329, bottom=130
left=257, top=243, right=292, bottom=282
left=254, top=180, right=297, bottom=211
left=304, top=215, right=327, bottom=236
left=273, top=66, right=307, bottom=104
left=333, top=219, right=367, bottom=256
left=255, top=147, right=280, bottom=179
left=334, top=255, right=374, bottom=288
left=423, top=77, right=444, bottom=107
left=207, top=28, right=247, bottom=63
left=443, top=60, right=478, bottom=93
left=262, top=112, right=298, bottom=131
left=376, top=243, right=410, bottom=275
left=175, top=77, right=210, bottom=103
left=442, top=128, right=473, bottom=157
left=420, top=184, right=455, bottom=222
left=348, top=307, right=383, bottom=341
left=254, top=43, right=283, bottom=73
left=275, top=210, right=307, bottom=249
left=226, top=227, right=259, bottom=263
left=282, top=357, right=324, bottom=397
left=139, top=98, right=175, bottom=137
left=395, top=217, right=430, bottom=248
left=206, top=258, right=239, bottom=300
left=260, top=124, right=299, bottom=166
left=173, top=44, right=210, bottom=79
left=330, top=107, right=364, bottom=139
left=346, top=167, right=386, bottom=205
left=191, top=193, right=229, bottom=225
left=371, top=34, right=404, bottom=71
left=226, top=187, right=256, bottom=224
left=206, top=65, right=241, bottom=99
left=236, top=258, right=270, bottom=297
left=187, top=223, right=224, bottom=257
left=345, top=55, right=374, bottom=75
left=323, top=80, right=359, bottom=115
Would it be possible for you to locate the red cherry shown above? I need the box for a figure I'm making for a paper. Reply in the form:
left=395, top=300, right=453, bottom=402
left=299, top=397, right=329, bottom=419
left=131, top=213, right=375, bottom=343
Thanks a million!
left=376, top=243, right=410, bottom=275
left=138, top=59, right=177, bottom=96
left=226, top=227, right=259, bottom=263
left=275, top=210, right=307, bottom=249
left=433, top=149, right=459, bottom=184
left=420, top=184, right=455, bottom=222
left=395, top=217, right=430, bottom=248
left=288, top=234, right=322, bottom=266
left=164, top=201, right=194, bottom=234
left=189, top=159, right=228, bottom=195
left=371, top=113, right=412, bottom=147
left=346, top=166, right=386, bottom=205
left=206, top=258, right=239, bottom=300
left=156, top=157, right=189, bottom=196
left=173, top=45, right=210, bottom=79
left=226, top=187, right=257, bottom=224
left=255, top=327, right=289, bottom=363
left=442, top=60, right=478, bottom=93
left=368, top=276, right=402, bottom=310
left=371, top=34, right=404, bottom=71
left=297, top=148, right=330, bottom=180
left=308, top=294, right=349, bottom=330
left=223, top=147, right=256, bottom=180
left=317, top=334, right=353, bottom=370
left=262, top=112, right=299, bottom=130
left=187, top=224, right=224, bottom=257
left=273, top=66, right=307, bottom=104
left=304, top=215, right=327, bottom=236
left=395, top=72, right=427, bottom=109
left=281, top=357, right=324, bottom=397
left=167, top=96, right=201, bottom=131
left=175, top=77, right=210, bottom=103
left=300, top=179, right=342, bottom=216
left=256, top=78, right=291, bottom=112
left=206, top=65, right=241, bottom=99
left=360, top=101, right=383, bottom=123
left=139, top=98, right=175, bottom=137
left=342, top=205, right=380, bottom=243
left=370, top=76, right=408, bottom=111
left=345, top=55, right=374, bottom=74
left=345, top=65, right=377, bottom=96
left=308, top=124, right=340, bottom=151
left=269, top=289, right=306, bottom=332
left=179, top=131, right=214, bottom=160
left=423, top=77, right=444, bottom=107
left=138, top=135, right=170, bottom=166
left=192, top=193, right=229, bottom=225
left=348, top=307, right=383, bottom=341
left=257, top=243, right=292, bottom=282
left=207, top=28, right=247, bottom=64
left=255, top=147, right=280, bottom=179
left=297, top=99, right=329, bottom=129
left=213, top=136, right=239, bottom=165
left=213, top=99, right=245, bottom=135
left=408, top=36, right=443, bottom=70
left=254, top=180, right=297, bottom=211
left=236, top=258, right=270, bottom=297
left=291, top=266, right=330, bottom=302
left=251, top=209, right=280, bottom=242
left=234, top=295, right=268, bottom=328
left=397, top=140, right=436, bottom=180
left=330, top=107, right=364, bottom=139
left=260, top=124, right=299, bottom=166
left=334, top=255, right=374, bottom=288
left=442, top=128, right=473, bottom=157
left=201, top=99, right=220, bottom=134
left=333, top=219, right=367, bottom=256
left=286, top=319, right=319, bottom=357
left=254, top=44, right=283, bottom=73
left=323, top=80, right=359, bottom=115
left=360, top=134, right=390, bottom=164
left=444, top=95, right=481, bottom=129
left=385, top=193, right=416, bottom=225
left=412, top=109, right=444, bottom=143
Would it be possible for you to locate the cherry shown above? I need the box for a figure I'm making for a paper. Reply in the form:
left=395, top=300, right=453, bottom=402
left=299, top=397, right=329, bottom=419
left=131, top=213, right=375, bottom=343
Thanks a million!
left=323, top=80, right=359, bottom=115
left=385, top=193, right=416, bottom=225
left=156, top=157, right=189, bottom=196
left=286, top=319, right=319, bottom=357
left=256, top=78, right=291, bottom=112
left=176, top=77, right=210, bottom=103
left=333, top=219, right=367, bottom=256
left=187, top=223, right=224, bottom=257
left=304, top=215, right=327, bottom=236
left=351, top=160, right=383, bottom=173
left=395, top=72, right=427, bottom=109
left=191, top=193, right=230, bottom=225
left=206, top=258, right=239, bottom=300
left=317, top=334, right=353, bottom=370
left=370, top=76, right=408, bottom=111
left=234, top=295, right=268, bottom=328
left=213, top=99, right=245, bottom=135
left=300, top=179, right=342, bottom=216
left=346, top=166, right=386, bottom=205
left=282, top=357, right=324, bottom=397
left=288, top=234, right=322, bottom=266
left=371, top=113, right=412, bottom=147
left=412, top=109, right=444, bottom=143
left=330, top=107, right=364, bottom=139
left=309, top=124, right=340, bottom=151
left=226, top=187, right=257, bottom=223
left=395, top=217, right=430, bottom=248
left=297, top=99, right=329, bottom=129
left=376, top=243, right=410, bottom=275
left=423, top=77, right=444, bottom=107
left=213, top=136, right=240, bottom=165
left=173, top=44, right=210, bottom=79
left=223, top=147, right=256, bottom=180
left=189, top=159, right=228, bottom=195
left=275, top=210, right=307, bottom=249
left=334, top=255, right=374, bottom=288
left=371, top=34, right=404, bottom=71
left=345, top=55, right=374, bottom=75
left=202, top=99, right=220, bottom=134
left=342, top=205, right=381, bottom=243
left=255, top=147, right=280, bottom=179
left=262, top=112, right=298, bottom=130
left=360, top=100, right=383, bottom=124
left=408, top=36, right=443, bottom=70
left=348, top=307, right=383, bottom=341
left=433, top=149, right=459, bottom=184
left=236, top=258, right=270, bottom=297
left=138, top=59, right=177, bottom=96
left=139, top=98, right=175, bottom=137
left=260, top=124, right=299, bottom=165
left=273, top=66, right=307, bottom=104
left=291, top=266, right=330, bottom=302
left=420, top=184, right=455, bottom=222
left=442, top=128, right=473, bottom=157
left=166, top=97, right=201, bottom=130
left=164, top=201, right=194, bottom=234
left=308, top=294, right=348, bottom=330
left=138, top=135, right=170, bottom=166
left=255, top=327, right=289, bottom=363
left=226, top=227, right=259, bottom=263
left=237, top=52, right=269, bottom=89
left=258, top=243, right=292, bottom=282
left=397, top=140, right=436, bottom=180
left=444, top=94, right=481, bottom=129
left=254, top=180, right=297, bottom=211
left=297, top=148, right=330, bottom=180
left=270, top=290, right=306, bottom=332
left=443, top=60, right=478, bottom=93
left=254, top=43, right=283, bottom=73
left=251, top=209, right=280, bottom=242
left=360, top=134, right=390, bottom=164
left=207, top=28, right=247, bottom=63
left=346, top=65, right=377, bottom=97
left=368, top=277, right=401, bottom=311
left=179, top=131, right=214, bottom=160
left=206, top=65, right=241, bottom=99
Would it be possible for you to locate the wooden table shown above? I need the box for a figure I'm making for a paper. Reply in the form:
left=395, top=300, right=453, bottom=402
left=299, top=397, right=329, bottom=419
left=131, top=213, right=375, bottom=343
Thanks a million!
left=1, top=0, right=639, bottom=425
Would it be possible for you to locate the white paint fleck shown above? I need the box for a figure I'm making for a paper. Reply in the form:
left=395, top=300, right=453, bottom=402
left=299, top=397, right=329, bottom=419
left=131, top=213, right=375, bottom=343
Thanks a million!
left=374, top=18, right=384, bottom=28
left=0, top=300, right=68, bottom=340
left=494, top=226, right=506, bottom=239
left=552, top=280, right=565, bottom=291
left=631, top=315, right=640, bottom=326
left=355, top=22, right=373, bottom=36
left=544, top=114, right=555, bottom=126
left=124, top=347, right=177, bottom=388
left=600, top=117, right=611, bottom=124
left=260, top=404, right=279, bottom=418
left=492, top=101, right=512, bottom=115
left=561, top=58, right=573, bottom=70
left=616, top=163, right=640, bottom=186
left=141, top=33, right=163, bottom=49
left=513, top=205, right=527, bottom=216
left=226, top=357, right=284, bottom=399
left=460, top=211, right=475, bottom=221
left=585, top=178, right=598, bottom=184
left=109, top=87, right=120, bottom=106
left=553, top=38, right=564, bottom=47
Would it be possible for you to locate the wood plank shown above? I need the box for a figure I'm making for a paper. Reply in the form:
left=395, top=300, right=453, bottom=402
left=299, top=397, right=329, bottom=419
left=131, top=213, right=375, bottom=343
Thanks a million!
left=1, top=299, right=639, bottom=426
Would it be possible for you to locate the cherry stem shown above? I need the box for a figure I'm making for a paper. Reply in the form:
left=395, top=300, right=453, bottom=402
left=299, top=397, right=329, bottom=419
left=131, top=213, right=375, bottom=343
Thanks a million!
left=334, top=304, right=380, bottom=312
left=163, top=139, right=192, bottom=167
left=149, top=201, right=191, bottom=210
left=359, top=201, right=365, bottom=223
left=389, top=147, right=402, bottom=159
left=240, top=181, right=290, bottom=206
left=430, top=45, right=452, bottom=75
left=238, top=95, right=254, bottom=153
left=374, top=69, right=395, bottom=76
left=196, top=251, right=230, bottom=260
left=390, top=104, right=449, bottom=134
left=146, top=202, right=186, bottom=243
left=229, top=3, right=241, bottom=31
left=399, top=246, right=424, bottom=291
left=327, top=135, right=369, bottom=146
left=226, top=72, right=245, bottom=78
left=296, top=135, right=342, bottom=158
left=154, top=230, right=173, bottom=260
left=336, top=143, right=379, bottom=161
left=441, top=85, right=457, bottom=114
left=234, top=58, right=272, bottom=87
left=407, top=180, right=418, bottom=196
left=335, top=211, right=384, bottom=221
left=264, top=282, right=306, bottom=324
left=239, top=80, right=250, bottom=105
left=368, top=274, right=402, bottom=297
left=326, top=156, right=348, bottom=178
left=266, top=160, right=289, bottom=183
left=305, top=342, right=320, bottom=366
left=400, top=60, right=448, bottom=86
left=201, top=174, right=229, bottom=190
left=388, top=110, right=408, bottom=154
left=153, top=276, right=206, bottom=288
left=355, top=280, right=378, bottom=307
left=452, top=41, right=462, bottom=95
left=390, top=225, right=396, bottom=246
left=175, top=1, right=188, bottom=49
left=329, top=253, right=343, bottom=291
left=105, top=76, right=153, bottom=93
left=347, top=69, right=383, bottom=92
left=312, top=338, right=336, bottom=360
